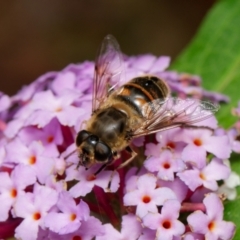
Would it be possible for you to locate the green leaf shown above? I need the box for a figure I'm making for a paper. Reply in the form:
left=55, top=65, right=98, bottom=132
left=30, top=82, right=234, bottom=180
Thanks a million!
left=171, top=0, right=240, bottom=129
left=224, top=153, right=240, bottom=239
left=171, top=0, right=240, bottom=239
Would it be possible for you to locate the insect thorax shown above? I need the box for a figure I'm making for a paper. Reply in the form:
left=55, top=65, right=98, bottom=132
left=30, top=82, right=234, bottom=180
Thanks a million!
left=87, top=106, right=129, bottom=150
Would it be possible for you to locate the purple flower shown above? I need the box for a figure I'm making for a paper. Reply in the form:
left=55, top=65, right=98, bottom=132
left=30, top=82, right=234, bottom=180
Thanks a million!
left=138, top=228, right=156, bottom=240
left=144, top=128, right=186, bottom=158
left=66, top=165, right=120, bottom=197
left=0, top=164, right=36, bottom=221
left=123, top=174, right=176, bottom=218
left=143, top=199, right=185, bottom=240
left=157, top=177, right=188, bottom=202
left=177, top=158, right=230, bottom=191
left=44, top=191, right=89, bottom=234
left=155, top=128, right=186, bottom=154
left=187, top=193, right=235, bottom=240
left=0, top=53, right=236, bottom=240
left=158, top=71, right=229, bottom=104
left=124, top=55, right=171, bottom=80
left=0, top=92, right=11, bottom=112
left=51, top=71, right=77, bottom=95
left=96, top=214, right=142, bottom=240
left=18, top=118, right=63, bottom=157
left=144, top=149, right=185, bottom=181
left=48, top=216, right=104, bottom=240
left=182, top=232, right=204, bottom=240
left=14, top=184, right=58, bottom=240
left=6, top=139, right=55, bottom=184
left=4, top=118, right=26, bottom=139
left=25, top=90, right=83, bottom=128
left=226, top=127, right=240, bottom=153
left=175, top=128, right=231, bottom=168
left=12, top=71, right=57, bottom=102
left=202, top=90, right=230, bottom=103
left=132, top=136, right=145, bottom=147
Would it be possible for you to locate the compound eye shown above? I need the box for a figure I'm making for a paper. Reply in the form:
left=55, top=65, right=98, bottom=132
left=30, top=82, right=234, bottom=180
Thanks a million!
left=95, top=142, right=112, bottom=162
left=87, top=135, right=99, bottom=146
left=76, top=130, right=90, bottom=146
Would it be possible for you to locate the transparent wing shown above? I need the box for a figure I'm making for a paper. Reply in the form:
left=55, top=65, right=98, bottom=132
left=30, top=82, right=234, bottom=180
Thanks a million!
left=92, top=34, right=124, bottom=112
left=132, top=97, right=220, bottom=137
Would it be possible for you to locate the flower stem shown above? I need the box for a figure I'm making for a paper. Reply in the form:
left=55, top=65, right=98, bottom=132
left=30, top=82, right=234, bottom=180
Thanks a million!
left=181, top=202, right=206, bottom=212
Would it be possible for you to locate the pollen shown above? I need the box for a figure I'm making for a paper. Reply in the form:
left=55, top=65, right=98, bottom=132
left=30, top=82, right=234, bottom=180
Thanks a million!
left=208, top=221, right=215, bottom=231
left=47, top=135, right=54, bottom=143
left=199, top=172, right=206, bottom=180
left=86, top=174, right=96, bottom=181
left=142, top=195, right=151, bottom=203
left=72, top=236, right=82, bottom=240
left=193, top=138, right=202, bottom=146
left=166, top=142, right=175, bottom=149
left=29, top=155, right=36, bottom=165
left=163, top=162, right=171, bottom=169
left=10, top=188, right=17, bottom=198
left=162, top=220, right=171, bottom=229
left=55, top=107, right=62, bottom=112
left=32, top=212, right=41, bottom=220
left=70, top=213, right=77, bottom=221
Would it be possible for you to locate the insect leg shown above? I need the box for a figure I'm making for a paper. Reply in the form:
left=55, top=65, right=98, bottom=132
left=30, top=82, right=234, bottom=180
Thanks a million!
left=106, top=146, right=137, bottom=192
left=94, top=162, right=109, bottom=176
left=64, top=149, right=77, bottom=160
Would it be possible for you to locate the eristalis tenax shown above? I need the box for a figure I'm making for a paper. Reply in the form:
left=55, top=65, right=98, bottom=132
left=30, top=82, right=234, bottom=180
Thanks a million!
left=74, top=35, right=219, bottom=187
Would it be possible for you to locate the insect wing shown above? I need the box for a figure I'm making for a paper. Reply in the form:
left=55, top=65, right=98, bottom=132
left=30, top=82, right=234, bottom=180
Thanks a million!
left=133, top=98, right=220, bottom=137
left=92, top=35, right=124, bottom=112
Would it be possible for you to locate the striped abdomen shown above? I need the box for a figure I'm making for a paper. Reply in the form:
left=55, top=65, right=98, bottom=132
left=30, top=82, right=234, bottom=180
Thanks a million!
left=115, top=76, right=169, bottom=117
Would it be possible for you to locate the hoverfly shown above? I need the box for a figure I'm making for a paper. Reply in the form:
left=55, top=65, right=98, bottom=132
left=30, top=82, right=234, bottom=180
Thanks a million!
left=75, top=35, right=219, bottom=184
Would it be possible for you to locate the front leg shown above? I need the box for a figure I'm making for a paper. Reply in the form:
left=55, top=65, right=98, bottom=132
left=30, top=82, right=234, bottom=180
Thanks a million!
left=106, top=146, right=137, bottom=192
left=93, top=152, right=118, bottom=176
left=93, top=162, right=109, bottom=176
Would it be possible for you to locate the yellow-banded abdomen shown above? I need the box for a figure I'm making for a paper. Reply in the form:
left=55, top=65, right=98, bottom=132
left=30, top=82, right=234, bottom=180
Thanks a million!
left=116, top=76, right=169, bottom=117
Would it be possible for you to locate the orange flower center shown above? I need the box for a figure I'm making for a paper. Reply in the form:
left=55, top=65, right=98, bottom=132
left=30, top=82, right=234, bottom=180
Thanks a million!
left=163, top=162, right=170, bottom=169
left=208, top=221, right=215, bottom=231
left=29, top=155, right=36, bottom=165
left=166, top=142, right=175, bottom=149
left=162, top=220, right=171, bottom=229
left=193, top=138, right=202, bottom=146
left=72, top=236, right=82, bottom=240
left=86, top=174, right=96, bottom=181
left=32, top=212, right=41, bottom=220
left=55, top=107, right=62, bottom=112
left=199, top=172, right=206, bottom=180
left=47, top=135, right=54, bottom=143
left=10, top=188, right=17, bottom=198
left=142, top=195, right=151, bottom=203
left=70, top=213, right=77, bottom=221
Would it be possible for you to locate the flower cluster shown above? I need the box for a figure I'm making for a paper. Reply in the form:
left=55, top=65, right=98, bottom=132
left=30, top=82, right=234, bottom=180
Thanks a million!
left=0, top=54, right=238, bottom=240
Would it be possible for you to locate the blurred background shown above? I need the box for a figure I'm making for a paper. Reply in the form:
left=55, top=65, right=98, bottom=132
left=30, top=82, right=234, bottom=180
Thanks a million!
left=0, top=0, right=215, bottom=96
